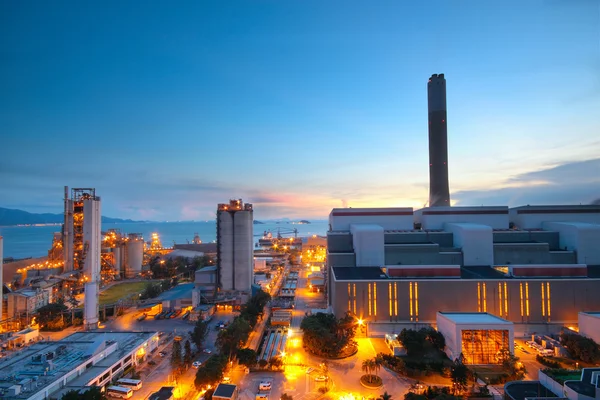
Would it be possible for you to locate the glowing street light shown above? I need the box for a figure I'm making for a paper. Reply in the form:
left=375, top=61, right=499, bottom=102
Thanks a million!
left=357, top=318, right=364, bottom=326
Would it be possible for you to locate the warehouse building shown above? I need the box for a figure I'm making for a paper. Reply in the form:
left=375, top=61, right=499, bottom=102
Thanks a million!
left=0, top=331, right=158, bottom=400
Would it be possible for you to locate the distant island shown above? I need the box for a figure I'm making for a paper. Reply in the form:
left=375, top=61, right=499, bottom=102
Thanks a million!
left=298, top=220, right=311, bottom=224
left=253, top=220, right=265, bottom=224
left=0, top=207, right=142, bottom=226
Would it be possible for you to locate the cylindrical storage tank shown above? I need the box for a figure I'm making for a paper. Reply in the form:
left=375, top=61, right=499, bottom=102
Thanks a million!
left=126, top=238, right=144, bottom=278
left=113, top=246, right=122, bottom=274
left=84, top=281, right=99, bottom=329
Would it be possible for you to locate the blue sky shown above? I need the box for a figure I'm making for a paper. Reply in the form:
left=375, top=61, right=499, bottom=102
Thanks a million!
left=1, top=1, right=599, bottom=221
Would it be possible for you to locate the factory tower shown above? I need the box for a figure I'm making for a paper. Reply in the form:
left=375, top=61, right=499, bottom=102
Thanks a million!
left=216, top=199, right=254, bottom=293
left=63, top=187, right=102, bottom=329
left=428, top=73, right=451, bottom=207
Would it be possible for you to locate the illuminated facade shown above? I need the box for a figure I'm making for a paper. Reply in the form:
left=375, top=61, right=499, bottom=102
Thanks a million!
left=327, top=205, right=600, bottom=334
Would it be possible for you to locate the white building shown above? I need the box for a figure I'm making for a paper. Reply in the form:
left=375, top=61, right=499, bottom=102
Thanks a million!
left=0, top=331, right=159, bottom=400
left=436, top=312, right=514, bottom=365
left=578, top=312, right=600, bottom=345
left=216, top=199, right=253, bottom=293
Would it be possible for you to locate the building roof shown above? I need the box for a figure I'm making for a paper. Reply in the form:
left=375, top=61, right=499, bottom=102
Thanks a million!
left=173, top=243, right=218, bottom=253
left=0, top=331, right=156, bottom=400
left=213, top=383, right=237, bottom=398
left=579, top=311, right=600, bottom=318
left=438, top=312, right=512, bottom=325
left=163, top=249, right=205, bottom=260
left=330, top=207, right=414, bottom=216
left=155, top=283, right=194, bottom=302
left=504, top=381, right=558, bottom=400
left=511, top=205, right=600, bottom=214
left=418, top=206, right=509, bottom=215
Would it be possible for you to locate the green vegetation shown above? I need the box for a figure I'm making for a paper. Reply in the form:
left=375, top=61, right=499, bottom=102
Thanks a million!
left=362, top=356, right=384, bottom=385
left=37, top=301, right=69, bottom=331
left=148, top=255, right=214, bottom=279
left=300, top=311, right=357, bottom=358
left=450, top=358, right=469, bottom=393
left=398, top=328, right=446, bottom=356
left=536, top=355, right=561, bottom=368
left=194, top=354, right=228, bottom=390
left=560, top=331, right=600, bottom=363
left=236, top=348, right=258, bottom=368
left=541, top=368, right=582, bottom=385
left=171, top=339, right=183, bottom=376
left=281, top=394, right=293, bottom=400
left=189, top=319, right=210, bottom=349
left=394, top=329, right=451, bottom=377
left=100, top=281, right=149, bottom=305
left=184, top=339, right=193, bottom=368
left=61, top=387, right=105, bottom=400
left=215, top=289, right=271, bottom=360
left=404, top=386, right=462, bottom=400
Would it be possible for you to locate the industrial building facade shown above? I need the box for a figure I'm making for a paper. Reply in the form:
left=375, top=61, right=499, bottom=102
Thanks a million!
left=327, top=205, right=600, bottom=335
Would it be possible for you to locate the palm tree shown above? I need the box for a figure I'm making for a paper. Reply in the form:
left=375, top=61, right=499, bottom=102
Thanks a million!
left=379, top=391, right=393, bottom=400
left=373, top=356, right=383, bottom=379
left=368, top=359, right=376, bottom=383
left=362, top=359, right=371, bottom=378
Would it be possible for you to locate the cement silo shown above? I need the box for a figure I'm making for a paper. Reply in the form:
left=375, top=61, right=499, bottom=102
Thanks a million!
left=216, top=199, right=253, bottom=293
left=125, top=234, right=144, bottom=278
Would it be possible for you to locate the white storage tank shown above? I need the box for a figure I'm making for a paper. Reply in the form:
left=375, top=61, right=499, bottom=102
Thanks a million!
left=125, top=234, right=144, bottom=278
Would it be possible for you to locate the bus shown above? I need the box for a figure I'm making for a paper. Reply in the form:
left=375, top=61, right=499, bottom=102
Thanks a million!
left=116, top=378, right=143, bottom=390
left=106, top=386, right=133, bottom=399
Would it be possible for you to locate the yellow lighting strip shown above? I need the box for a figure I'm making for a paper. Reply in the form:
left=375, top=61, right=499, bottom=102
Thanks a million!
left=368, top=283, right=372, bottom=317
left=348, top=283, right=351, bottom=313
left=504, top=282, right=509, bottom=318
left=389, top=283, right=393, bottom=318
left=520, top=283, right=524, bottom=317
left=498, top=282, right=503, bottom=317
left=373, top=283, right=377, bottom=317
left=525, top=282, right=530, bottom=317
left=414, top=282, right=419, bottom=321
left=394, top=283, right=398, bottom=317
left=353, top=284, right=357, bottom=314
left=477, top=282, right=481, bottom=312
left=546, top=282, right=551, bottom=319
left=409, top=282, right=413, bottom=320
left=541, top=282, right=546, bottom=317
left=483, top=283, right=487, bottom=312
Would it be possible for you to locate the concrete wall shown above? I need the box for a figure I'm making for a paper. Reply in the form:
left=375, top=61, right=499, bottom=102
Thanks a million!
left=331, top=277, right=600, bottom=327
left=385, top=231, right=454, bottom=247
left=418, top=207, right=509, bottom=230
left=446, top=223, right=494, bottom=266
left=578, top=313, right=600, bottom=344
left=543, top=222, right=600, bottom=265
left=385, top=244, right=444, bottom=265
left=494, top=243, right=551, bottom=265
left=493, top=231, right=560, bottom=250
left=351, top=224, right=385, bottom=267
left=327, top=232, right=354, bottom=253
left=512, top=209, right=600, bottom=230
left=217, top=209, right=253, bottom=292
left=328, top=253, right=356, bottom=267
left=329, top=208, right=414, bottom=231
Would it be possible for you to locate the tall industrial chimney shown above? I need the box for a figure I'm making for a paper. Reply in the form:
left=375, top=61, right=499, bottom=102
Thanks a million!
left=428, top=73, right=450, bottom=207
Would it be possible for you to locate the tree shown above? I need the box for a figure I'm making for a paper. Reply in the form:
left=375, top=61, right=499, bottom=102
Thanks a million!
left=184, top=340, right=193, bottom=367
left=398, top=329, right=425, bottom=356
left=450, top=359, right=469, bottom=393
left=62, top=387, right=105, bottom=400
left=300, top=312, right=357, bottom=357
left=498, top=348, right=526, bottom=380
left=194, top=354, right=228, bottom=390
left=281, top=394, right=294, bottom=400
left=380, top=391, right=393, bottom=400
left=189, top=319, right=210, bottom=349
left=236, top=348, right=258, bottom=368
left=216, top=317, right=252, bottom=359
left=37, top=301, right=68, bottom=331
left=269, top=356, right=284, bottom=369
left=171, top=340, right=183, bottom=375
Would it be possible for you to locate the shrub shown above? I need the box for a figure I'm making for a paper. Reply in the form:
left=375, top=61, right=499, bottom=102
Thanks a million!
left=536, top=355, right=561, bottom=368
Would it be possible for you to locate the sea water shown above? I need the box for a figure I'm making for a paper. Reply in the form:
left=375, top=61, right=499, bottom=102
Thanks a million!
left=0, top=220, right=329, bottom=259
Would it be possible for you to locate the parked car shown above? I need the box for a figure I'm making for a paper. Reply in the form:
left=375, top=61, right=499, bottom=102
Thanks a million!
left=203, top=349, right=212, bottom=354
left=222, top=377, right=231, bottom=383
left=192, top=361, right=202, bottom=368
left=259, top=381, right=272, bottom=391
left=306, top=367, right=314, bottom=374
left=159, top=351, right=167, bottom=357
left=314, top=376, right=328, bottom=382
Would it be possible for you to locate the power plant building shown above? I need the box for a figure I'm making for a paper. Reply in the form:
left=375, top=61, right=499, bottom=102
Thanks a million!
left=216, top=199, right=254, bottom=294
left=325, top=73, right=600, bottom=336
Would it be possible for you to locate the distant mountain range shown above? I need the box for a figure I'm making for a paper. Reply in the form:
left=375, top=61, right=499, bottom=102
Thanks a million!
left=0, top=207, right=140, bottom=226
